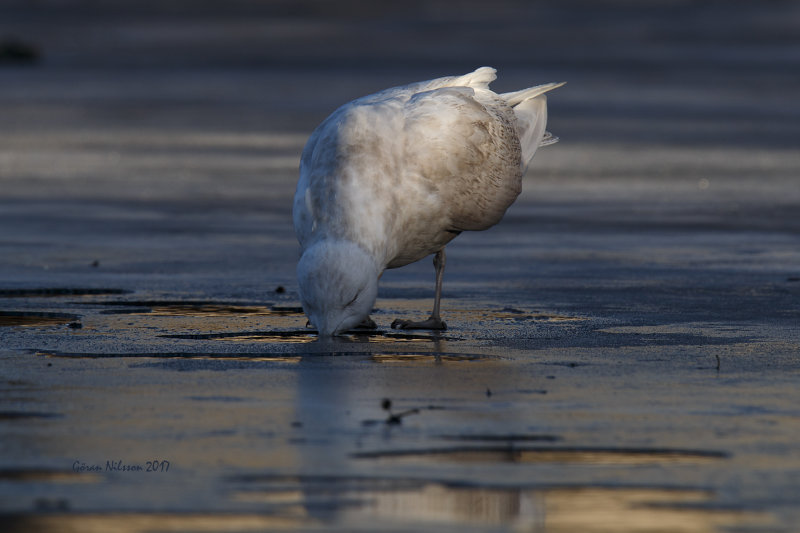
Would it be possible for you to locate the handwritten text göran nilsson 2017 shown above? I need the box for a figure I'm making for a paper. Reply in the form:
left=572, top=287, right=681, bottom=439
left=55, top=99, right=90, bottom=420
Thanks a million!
left=73, top=459, right=170, bottom=473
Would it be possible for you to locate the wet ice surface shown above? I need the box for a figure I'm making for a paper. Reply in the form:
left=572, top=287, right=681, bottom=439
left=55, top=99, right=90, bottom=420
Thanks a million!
left=2, top=1, right=800, bottom=532
left=2, top=299, right=799, bottom=533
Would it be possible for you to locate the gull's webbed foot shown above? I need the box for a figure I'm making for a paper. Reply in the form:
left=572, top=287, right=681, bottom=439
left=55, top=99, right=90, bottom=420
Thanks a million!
left=391, top=316, right=447, bottom=331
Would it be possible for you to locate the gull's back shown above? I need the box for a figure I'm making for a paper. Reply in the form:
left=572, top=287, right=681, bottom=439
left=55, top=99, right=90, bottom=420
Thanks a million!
left=293, top=67, right=557, bottom=270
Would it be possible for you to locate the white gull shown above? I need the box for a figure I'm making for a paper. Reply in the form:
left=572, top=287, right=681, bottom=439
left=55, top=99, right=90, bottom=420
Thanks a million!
left=293, top=67, right=564, bottom=337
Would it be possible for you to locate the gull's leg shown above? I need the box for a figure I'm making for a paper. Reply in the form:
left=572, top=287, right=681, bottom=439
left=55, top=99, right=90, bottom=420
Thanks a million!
left=391, top=248, right=448, bottom=331
left=430, top=248, right=446, bottom=323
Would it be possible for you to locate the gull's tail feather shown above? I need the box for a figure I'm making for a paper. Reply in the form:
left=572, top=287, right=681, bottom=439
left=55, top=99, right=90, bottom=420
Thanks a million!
left=500, top=81, right=566, bottom=107
left=502, top=81, right=566, bottom=169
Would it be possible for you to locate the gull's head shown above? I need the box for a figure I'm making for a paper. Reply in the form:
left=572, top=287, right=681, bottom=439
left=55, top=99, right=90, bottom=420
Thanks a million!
left=297, top=240, right=379, bottom=337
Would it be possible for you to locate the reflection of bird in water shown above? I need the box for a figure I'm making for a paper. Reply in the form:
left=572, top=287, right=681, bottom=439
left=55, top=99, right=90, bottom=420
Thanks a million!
left=293, top=67, right=564, bottom=337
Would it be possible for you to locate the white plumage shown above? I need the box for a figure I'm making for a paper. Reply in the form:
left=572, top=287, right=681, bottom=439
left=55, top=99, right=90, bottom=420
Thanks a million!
left=293, top=67, right=564, bottom=336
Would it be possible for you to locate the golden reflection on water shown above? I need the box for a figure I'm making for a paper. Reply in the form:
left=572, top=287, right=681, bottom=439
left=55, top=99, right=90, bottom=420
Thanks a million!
left=219, top=331, right=450, bottom=345
left=221, top=333, right=317, bottom=344
left=337, top=485, right=742, bottom=532
left=182, top=355, right=303, bottom=363
left=354, top=447, right=726, bottom=466
left=145, top=304, right=280, bottom=317
left=10, top=484, right=761, bottom=533
left=542, top=487, right=764, bottom=533
left=233, top=483, right=761, bottom=533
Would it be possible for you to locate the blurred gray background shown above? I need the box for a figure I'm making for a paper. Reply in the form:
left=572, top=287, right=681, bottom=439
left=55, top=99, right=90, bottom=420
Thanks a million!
left=2, top=0, right=799, bottom=294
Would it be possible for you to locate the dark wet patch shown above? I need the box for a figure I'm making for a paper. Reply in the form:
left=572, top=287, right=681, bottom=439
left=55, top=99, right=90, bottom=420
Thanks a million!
left=540, top=361, right=585, bottom=368
left=439, top=433, right=562, bottom=443
left=160, top=329, right=316, bottom=341
left=352, top=446, right=729, bottom=465
left=226, top=473, right=707, bottom=494
left=0, top=469, right=95, bottom=482
left=228, top=473, right=428, bottom=491
left=128, top=359, right=300, bottom=371
left=139, top=303, right=296, bottom=317
left=0, top=39, right=40, bottom=64
left=98, top=307, right=155, bottom=315
left=187, top=395, right=247, bottom=402
left=370, top=352, right=490, bottom=362
left=36, top=350, right=300, bottom=362
left=160, top=329, right=459, bottom=343
left=271, top=305, right=305, bottom=314
left=90, top=301, right=304, bottom=317
left=53, top=352, right=492, bottom=371
left=0, top=411, right=63, bottom=420
left=0, top=312, right=79, bottom=328
left=35, top=349, right=488, bottom=360
left=0, top=288, right=129, bottom=298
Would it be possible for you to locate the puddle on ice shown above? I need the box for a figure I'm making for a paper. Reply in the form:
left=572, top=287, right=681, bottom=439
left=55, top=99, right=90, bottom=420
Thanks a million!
left=36, top=350, right=302, bottom=363
left=0, top=312, right=79, bottom=328
left=369, top=352, right=489, bottom=363
left=35, top=350, right=492, bottom=365
left=160, top=329, right=319, bottom=343
left=0, top=473, right=768, bottom=533
left=216, top=333, right=318, bottom=344
left=95, top=300, right=305, bottom=317
left=329, top=484, right=759, bottom=533
left=3, top=479, right=760, bottom=533
left=223, top=476, right=764, bottom=533
left=161, top=329, right=458, bottom=344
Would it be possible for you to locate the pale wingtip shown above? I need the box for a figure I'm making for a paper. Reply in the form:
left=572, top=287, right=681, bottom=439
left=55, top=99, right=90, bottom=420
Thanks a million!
left=535, top=81, right=567, bottom=94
